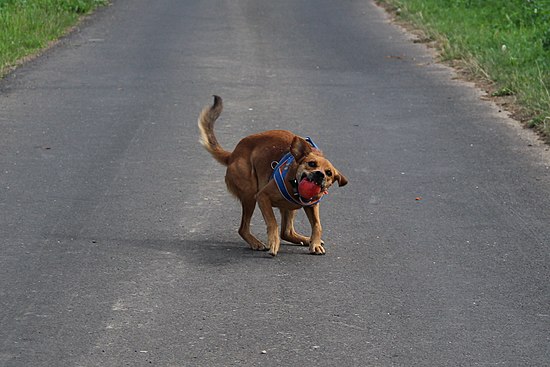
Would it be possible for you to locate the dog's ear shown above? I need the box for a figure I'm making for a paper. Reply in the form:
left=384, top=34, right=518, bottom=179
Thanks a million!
left=290, top=136, right=313, bottom=161
left=335, top=170, right=348, bottom=187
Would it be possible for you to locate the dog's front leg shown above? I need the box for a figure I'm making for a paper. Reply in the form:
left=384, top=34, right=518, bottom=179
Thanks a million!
left=257, top=194, right=281, bottom=256
left=280, top=209, right=310, bottom=245
left=303, top=205, right=325, bottom=255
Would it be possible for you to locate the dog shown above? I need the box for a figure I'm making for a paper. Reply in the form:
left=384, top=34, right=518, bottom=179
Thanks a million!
left=198, top=96, right=348, bottom=256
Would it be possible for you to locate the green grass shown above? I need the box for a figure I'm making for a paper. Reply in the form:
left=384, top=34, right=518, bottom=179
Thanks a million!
left=0, top=0, right=107, bottom=76
left=378, top=0, right=550, bottom=138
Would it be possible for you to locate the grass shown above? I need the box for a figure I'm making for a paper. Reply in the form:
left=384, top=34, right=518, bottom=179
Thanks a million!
left=377, top=0, right=550, bottom=139
left=0, top=0, right=107, bottom=76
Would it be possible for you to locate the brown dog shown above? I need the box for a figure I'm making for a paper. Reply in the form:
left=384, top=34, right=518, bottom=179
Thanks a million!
left=198, top=96, right=348, bottom=256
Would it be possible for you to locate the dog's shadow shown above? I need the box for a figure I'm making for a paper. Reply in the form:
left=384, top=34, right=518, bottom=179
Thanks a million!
left=51, top=227, right=315, bottom=269
left=122, top=235, right=313, bottom=267
left=179, top=239, right=312, bottom=265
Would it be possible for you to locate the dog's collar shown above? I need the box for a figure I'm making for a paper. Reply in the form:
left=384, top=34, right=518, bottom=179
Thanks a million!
left=271, top=137, right=324, bottom=207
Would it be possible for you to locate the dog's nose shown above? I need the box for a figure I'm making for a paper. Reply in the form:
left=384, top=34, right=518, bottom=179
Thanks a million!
left=311, top=171, right=325, bottom=185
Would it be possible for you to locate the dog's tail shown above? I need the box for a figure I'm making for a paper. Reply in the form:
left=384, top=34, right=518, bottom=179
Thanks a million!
left=198, top=95, right=231, bottom=166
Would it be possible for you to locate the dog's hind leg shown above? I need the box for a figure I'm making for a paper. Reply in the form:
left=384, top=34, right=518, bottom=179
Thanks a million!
left=256, top=194, right=281, bottom=256
left=280, top=209, right=309, bottom=246
left=239, top=197, right=267, bottom=251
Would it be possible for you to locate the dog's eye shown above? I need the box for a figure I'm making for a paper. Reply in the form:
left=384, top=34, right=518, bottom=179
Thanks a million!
left=326, top=169, right=333, bottom=177
left=307, top=161, right=317, bottom=168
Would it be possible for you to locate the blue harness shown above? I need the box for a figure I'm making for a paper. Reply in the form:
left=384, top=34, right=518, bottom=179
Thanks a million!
left=271, top=137, right=324, bottom=207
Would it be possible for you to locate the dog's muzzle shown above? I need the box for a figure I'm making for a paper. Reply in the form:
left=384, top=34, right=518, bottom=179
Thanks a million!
left=305, top=171, right=325, bottom=188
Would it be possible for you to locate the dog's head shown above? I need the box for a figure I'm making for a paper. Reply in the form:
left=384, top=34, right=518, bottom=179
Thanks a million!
left=290, top=136, right=348, bottom=193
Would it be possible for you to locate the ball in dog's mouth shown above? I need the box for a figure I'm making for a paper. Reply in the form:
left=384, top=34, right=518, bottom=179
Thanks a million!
left=298, top=177, right=322, bottom=199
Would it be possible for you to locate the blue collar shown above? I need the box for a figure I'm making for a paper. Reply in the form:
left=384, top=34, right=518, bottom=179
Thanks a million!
left=271, top=137, right=324, bottom=207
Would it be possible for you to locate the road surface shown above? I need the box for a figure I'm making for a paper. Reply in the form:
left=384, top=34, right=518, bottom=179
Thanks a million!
left=1, top=0, right=549, bottom=366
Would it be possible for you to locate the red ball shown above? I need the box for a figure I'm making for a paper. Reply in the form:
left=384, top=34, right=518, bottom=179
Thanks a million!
left=298, top=178, right=321, bottom=199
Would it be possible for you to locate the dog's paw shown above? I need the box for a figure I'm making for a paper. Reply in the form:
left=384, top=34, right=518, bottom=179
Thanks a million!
left=249, top=241, right=267, bottom=251
left=309, top=243, right=326, bottom=255
left=267, top=239, right=281, bottom=257
left=303, top=239, right=324, bottom=247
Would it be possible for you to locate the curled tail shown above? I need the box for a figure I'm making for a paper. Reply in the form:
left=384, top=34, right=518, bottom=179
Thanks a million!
left=198, top=95, right=231, bottom=166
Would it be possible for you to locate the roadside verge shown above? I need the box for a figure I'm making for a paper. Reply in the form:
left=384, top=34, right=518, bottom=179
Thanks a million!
left=0, top=0, right=108, bottom=78
left=376, top=0, right=550, bottom=142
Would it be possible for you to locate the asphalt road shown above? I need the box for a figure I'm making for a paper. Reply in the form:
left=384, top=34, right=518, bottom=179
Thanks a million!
left=1, top=0, right=549, bottom=366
